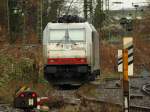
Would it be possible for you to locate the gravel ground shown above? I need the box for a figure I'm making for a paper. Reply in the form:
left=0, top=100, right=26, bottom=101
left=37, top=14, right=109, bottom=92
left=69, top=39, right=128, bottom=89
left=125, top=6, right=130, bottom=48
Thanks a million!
left=0, top=104, right=23, bottom=112
left=94, top=76, right=150, bottom=111
left=47, top=76, right=150, bottom=112
left=95, top=79, right=123, bottom=105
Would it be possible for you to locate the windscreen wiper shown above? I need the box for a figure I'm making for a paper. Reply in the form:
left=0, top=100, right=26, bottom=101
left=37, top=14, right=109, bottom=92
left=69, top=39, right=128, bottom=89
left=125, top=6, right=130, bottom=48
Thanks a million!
left=56, top=29, right=76, bottom=45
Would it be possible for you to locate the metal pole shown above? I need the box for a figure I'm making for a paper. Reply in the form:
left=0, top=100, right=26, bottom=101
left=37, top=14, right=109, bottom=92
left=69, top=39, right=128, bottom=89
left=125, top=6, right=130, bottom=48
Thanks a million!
left=23, top=13, right=26, bottom=44
left=40, top=0, right=43, bottom=41
left=123, top=49, right=130, bottom=112
left=105, top=0, right=109, bottom=13
left=135, top=7, right=138, bottom=19
left=7, top=0, right=10, bottom=37
left=37, top=0, right=43, bottom=43
left=84, top=0, right=88, bottom=20
left=89, top=0, right=93, bottom=23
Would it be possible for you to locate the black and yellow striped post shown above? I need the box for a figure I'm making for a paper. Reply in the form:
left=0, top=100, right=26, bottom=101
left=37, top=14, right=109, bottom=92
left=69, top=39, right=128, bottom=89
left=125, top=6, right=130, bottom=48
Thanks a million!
left=122, top=37, right=133, bottom=112
left=123, top=49, right=129, bottom=112
left=118, top=38, right=133, bottom=75
left=118, top=50, right=123, bottom=72
left=123, top=37, right=133, bottom=76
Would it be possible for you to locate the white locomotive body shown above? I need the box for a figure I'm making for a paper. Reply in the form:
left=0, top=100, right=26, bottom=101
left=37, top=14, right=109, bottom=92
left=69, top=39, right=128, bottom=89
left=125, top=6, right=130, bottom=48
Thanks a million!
left=43, top=20, right=100, bottom=85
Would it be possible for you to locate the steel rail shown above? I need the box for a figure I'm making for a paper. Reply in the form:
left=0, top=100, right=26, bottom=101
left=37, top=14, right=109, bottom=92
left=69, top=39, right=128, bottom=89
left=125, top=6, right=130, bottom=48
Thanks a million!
left=77, top=92, right=150, bottom=111
left=130, top=105, right=150, bottom=111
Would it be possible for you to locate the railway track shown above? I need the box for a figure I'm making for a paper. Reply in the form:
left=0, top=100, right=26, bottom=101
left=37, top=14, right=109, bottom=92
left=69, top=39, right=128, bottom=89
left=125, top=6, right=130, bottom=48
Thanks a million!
left=76, top=79, right=150, bottom=112
left=49, top=80, right=150, bottom=111
left=78, top=92, right=150, bottom=112
left=51, top=84, right=122, bottom=111
left=1, top=77, right=149, bottom=112
left=52, top=85, right=81, bottom=105
left=130, top=105, right=150, bottom=112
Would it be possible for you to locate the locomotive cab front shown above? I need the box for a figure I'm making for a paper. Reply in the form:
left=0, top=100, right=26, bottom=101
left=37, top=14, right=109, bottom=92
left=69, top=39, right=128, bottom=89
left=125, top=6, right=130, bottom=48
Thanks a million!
left=43, top=21, right=100, bottom=85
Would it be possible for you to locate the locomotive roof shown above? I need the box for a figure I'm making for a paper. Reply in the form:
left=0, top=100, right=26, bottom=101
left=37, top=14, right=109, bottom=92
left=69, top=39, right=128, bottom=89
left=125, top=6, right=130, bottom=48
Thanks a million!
left=46, top=22, right=92, bottom=30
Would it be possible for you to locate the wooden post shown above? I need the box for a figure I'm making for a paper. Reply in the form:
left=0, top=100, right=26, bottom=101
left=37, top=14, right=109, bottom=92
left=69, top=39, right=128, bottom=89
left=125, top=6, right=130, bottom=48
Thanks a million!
left=123, top=49, right=129, bottom=112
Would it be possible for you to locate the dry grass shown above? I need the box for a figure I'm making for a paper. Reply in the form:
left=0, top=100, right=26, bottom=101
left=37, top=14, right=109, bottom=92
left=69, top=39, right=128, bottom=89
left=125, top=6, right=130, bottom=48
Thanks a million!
left=78, top=84, right=99, bottom=98
left=0, top=43, right=47, bottom=103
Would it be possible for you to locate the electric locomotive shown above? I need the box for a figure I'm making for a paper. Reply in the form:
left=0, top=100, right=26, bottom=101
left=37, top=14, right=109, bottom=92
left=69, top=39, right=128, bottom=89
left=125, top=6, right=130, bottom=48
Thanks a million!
left=43, top=15, right=100, bottom=85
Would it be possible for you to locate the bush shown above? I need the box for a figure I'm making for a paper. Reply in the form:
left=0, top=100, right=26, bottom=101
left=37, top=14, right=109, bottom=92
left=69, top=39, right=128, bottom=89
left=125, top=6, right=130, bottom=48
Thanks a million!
left=0, top=54, right=34, bottom=87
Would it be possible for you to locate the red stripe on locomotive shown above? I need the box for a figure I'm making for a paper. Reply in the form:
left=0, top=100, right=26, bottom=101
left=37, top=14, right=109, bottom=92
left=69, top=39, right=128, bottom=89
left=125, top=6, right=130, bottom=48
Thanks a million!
left=47, top=58, right=87, bottom=65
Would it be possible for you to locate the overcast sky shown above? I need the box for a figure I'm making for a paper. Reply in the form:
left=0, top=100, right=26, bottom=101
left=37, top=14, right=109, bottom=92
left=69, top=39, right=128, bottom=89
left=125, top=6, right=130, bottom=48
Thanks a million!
left=110, top=0, right=147, bottom=10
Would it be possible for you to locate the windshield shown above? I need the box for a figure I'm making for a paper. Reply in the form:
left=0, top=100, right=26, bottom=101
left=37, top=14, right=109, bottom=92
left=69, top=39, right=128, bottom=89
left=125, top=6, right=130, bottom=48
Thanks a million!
left=49, top=29, right=85, bottom=42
